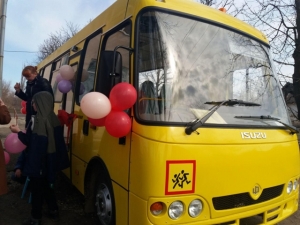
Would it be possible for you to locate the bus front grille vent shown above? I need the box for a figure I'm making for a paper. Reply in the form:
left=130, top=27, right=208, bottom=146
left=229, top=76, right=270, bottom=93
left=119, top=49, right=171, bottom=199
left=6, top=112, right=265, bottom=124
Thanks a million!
left=212, top=184, right=284, bottom=210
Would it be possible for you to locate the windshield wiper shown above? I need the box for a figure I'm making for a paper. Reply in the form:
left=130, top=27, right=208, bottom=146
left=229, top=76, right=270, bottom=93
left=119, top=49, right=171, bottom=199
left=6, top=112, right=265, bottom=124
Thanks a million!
left=185, top=99, right=260, bottom=135
left=235, top=115, right=299, bottom=134
left=205, top=99, right=261, bottom=106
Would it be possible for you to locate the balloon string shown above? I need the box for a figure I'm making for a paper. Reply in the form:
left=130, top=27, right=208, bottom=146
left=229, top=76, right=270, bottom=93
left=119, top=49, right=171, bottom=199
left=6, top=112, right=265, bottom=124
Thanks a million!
left=13, top=108, right=18, bottom=126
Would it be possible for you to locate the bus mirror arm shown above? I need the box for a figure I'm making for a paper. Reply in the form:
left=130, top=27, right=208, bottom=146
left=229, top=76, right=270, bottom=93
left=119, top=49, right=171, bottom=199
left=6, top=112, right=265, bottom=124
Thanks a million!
left=110, top=46, right=134, bottom=77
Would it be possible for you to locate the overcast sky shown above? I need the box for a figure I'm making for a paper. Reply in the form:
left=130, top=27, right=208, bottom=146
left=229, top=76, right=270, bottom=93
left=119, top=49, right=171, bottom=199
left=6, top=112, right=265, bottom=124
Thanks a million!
left=3, top=0, right=116, bottom=89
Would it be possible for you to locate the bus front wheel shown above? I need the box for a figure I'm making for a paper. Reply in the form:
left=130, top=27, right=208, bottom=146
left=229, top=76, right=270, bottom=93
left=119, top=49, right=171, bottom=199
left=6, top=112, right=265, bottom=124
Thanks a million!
left=95, top=174, right=116, bottom=225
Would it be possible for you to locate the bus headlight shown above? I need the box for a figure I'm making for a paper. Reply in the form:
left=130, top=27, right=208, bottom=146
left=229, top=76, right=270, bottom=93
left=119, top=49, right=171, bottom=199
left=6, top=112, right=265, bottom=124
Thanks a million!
left=287, top=181, right=293, bottom=194
left=168, top=201, right=184, bottom=219
left=188, top=199, right=202, bottom=218
left=293, top=179, right=299, bottom=190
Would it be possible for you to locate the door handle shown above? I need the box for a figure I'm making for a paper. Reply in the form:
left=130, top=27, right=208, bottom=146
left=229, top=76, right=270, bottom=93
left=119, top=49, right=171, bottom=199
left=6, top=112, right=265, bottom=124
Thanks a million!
left=83, top=119, right=89, bottom=136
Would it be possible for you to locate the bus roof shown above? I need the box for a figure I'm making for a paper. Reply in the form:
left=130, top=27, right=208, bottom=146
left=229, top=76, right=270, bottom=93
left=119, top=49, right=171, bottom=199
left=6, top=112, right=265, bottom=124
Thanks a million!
left=37, top=0, right=268, bottom=69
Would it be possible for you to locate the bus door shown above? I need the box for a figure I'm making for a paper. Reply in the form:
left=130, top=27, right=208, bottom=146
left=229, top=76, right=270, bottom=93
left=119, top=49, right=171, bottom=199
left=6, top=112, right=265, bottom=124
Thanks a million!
left=50, top=54, right=72, bottom=178
left=70, top=30, right=103, bottom=193
left=63, top=60, right=78, bottom=147
left=91, top=21, right=132, bottom=225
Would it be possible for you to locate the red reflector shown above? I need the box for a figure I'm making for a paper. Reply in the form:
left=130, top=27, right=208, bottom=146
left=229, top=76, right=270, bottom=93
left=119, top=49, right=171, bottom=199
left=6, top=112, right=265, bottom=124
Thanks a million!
left=150, top=202, right=163, bottom=212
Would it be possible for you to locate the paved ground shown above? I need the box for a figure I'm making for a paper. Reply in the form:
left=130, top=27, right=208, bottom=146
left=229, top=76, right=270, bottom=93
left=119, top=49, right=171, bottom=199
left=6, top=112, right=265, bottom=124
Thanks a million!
left=276, top=200, right=300, bottom=225
left=0, top=115, right=299, bottom=225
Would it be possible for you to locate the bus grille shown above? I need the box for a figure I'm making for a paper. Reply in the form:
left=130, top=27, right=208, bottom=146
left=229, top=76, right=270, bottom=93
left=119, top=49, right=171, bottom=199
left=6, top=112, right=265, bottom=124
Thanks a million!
left=212, top=184, right=284, bottom=210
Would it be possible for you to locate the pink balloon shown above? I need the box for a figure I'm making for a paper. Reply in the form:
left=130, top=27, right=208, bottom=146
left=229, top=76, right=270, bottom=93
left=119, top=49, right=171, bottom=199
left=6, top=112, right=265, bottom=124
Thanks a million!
left=56, top=73, right=63, bottom=83
left=105, top=111, right=131, bottom=138
left=60, top=65, right=75, bottom=80
left=109, top=83, right=137, bottom=111
left=4, top=151, right=10, bottom=165
left=81, top=92, right=111, bottom=119
left=58, top=80, right=72, bottom=93
left=4, top=133, right=26, bottom=154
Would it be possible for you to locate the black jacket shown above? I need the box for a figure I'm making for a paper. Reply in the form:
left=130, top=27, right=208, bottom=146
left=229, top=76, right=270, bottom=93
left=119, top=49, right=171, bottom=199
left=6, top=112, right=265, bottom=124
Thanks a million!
left=14, top=123, right=70, bottom=183
left=15, top=75, right=54, bottom=127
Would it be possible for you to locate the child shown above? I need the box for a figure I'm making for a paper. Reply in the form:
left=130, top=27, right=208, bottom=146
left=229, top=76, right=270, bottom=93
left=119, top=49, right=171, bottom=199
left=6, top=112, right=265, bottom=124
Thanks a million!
left=10, top=91, right=69, bottom=225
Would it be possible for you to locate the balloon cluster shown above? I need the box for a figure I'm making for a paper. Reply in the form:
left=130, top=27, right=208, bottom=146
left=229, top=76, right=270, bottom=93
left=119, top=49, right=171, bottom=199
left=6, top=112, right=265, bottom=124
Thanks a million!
left=21, top=100, right=26, bottom=114
left=56, top=65, right=75, bottom=93
left=57, top=66, right=88, bottom=95
left=3, top=131, right=27, bottom=164
left=81, top=82, right=137, bottom=138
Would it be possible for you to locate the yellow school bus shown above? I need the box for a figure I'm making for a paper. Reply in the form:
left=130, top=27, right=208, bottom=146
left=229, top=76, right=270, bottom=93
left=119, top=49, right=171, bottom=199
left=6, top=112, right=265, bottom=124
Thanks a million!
left=37, top=0, right=300, bottom=224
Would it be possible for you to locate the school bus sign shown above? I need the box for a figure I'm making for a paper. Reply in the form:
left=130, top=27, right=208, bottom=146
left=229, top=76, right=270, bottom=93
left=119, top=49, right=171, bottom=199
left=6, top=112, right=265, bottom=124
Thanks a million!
left=165, top=160, right=196, bottom=195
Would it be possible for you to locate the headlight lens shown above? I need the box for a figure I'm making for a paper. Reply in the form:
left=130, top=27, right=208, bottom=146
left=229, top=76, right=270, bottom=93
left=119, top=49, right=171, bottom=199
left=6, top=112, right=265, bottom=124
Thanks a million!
left=188, top=199, right=202, bottom=218
left=168, top=201, right=184, bottom=219
left=293, top=179, right=299, bottom=190
left=287, top=181, right=293, bottom=194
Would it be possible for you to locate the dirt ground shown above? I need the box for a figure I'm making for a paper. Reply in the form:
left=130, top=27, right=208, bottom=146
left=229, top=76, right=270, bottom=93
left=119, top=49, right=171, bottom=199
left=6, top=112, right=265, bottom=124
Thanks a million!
left=0, top=116, right=299, bottom=225
left=0, top=116, right=96, bottom=225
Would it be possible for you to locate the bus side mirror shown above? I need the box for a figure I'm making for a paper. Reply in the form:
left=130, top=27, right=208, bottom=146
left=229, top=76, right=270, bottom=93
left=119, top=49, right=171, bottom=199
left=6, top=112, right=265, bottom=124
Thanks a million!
left=110, top=51, right=123, bottom=77
left=110, top=45, right=133, bottom=78
left=101, top=50, right=122, bottom=78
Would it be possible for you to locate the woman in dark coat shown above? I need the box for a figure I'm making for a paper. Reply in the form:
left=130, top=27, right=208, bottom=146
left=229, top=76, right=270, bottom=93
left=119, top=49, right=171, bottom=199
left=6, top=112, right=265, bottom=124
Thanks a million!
left=14, top=65, right=53, bottom=127
left=10, top=91, right=69, bottom=225
left=0, top=99, right=11, bottom=196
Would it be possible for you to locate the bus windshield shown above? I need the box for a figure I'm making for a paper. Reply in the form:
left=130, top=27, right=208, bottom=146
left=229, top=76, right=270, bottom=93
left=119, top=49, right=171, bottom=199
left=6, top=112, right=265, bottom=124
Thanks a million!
left=136, top=10, right=290, bottom=127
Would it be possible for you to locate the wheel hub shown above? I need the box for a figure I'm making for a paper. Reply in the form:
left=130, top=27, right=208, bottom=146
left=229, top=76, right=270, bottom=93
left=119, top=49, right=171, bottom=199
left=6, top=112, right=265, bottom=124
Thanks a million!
left=95, top=183, right=112, bottom=225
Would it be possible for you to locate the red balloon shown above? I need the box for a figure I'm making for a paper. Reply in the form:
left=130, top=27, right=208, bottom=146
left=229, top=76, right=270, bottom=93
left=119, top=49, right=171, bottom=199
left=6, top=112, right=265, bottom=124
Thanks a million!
left=109, top=82, right=137, bottom=111
left=88, top=117, right=106, bottom=127
left=21, top=100, right=26, bottom=107
left=105, top=111, right=131, bottom=138
left=21, top=107, right=26, bottom=114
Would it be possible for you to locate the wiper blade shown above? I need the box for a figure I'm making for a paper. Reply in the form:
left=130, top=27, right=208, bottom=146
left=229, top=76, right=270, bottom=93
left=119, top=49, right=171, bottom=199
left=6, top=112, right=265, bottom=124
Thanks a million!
left=185, top=99, right=259, bottom=135
left=235, top=115, right=299, bottom=134
left=185, top=100, right=227, bottom=135
left=205, top=99, right=261, bottom=106
left=185, top=99, right=260, bottom=135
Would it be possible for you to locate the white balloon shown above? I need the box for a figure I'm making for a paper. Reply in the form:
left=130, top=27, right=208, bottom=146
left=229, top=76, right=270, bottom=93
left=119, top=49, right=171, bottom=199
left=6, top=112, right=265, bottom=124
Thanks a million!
left=60, top=65, right=75, bottom=80
left=81, top=92, right=111, bottom=119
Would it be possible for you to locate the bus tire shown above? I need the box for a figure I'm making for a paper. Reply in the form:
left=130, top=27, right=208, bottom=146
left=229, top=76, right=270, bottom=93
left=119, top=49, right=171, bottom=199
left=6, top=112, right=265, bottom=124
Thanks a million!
left=94, top=171, right=116, bottom=225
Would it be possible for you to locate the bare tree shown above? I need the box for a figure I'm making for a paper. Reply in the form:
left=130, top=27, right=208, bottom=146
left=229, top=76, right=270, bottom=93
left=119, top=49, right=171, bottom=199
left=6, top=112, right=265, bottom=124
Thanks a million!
left=37, top=21, right=79, bottom=62
left=196, top=0, right=300, bottom=124
left=237, top=0, right=300, bottom=120
left=2, top=80, right=13, bottom=104
left=197, top=0, right=245, bottom=16
left=1, top=80, right=21, bottom=113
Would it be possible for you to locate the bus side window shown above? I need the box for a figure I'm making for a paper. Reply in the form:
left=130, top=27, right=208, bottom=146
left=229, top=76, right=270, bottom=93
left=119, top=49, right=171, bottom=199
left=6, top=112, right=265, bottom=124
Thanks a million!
left=51, top=54, right=70, bottom=103
left=43, top=64, right=52, bottom=81
left=99, top=22, right=131, bottom=87
left=78, top=33, right=102, bottom=103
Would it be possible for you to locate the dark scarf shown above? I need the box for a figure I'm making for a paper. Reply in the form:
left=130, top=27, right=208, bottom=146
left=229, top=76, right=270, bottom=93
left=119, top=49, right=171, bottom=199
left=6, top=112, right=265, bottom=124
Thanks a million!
left=32, top=91, right=61, bottom=154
